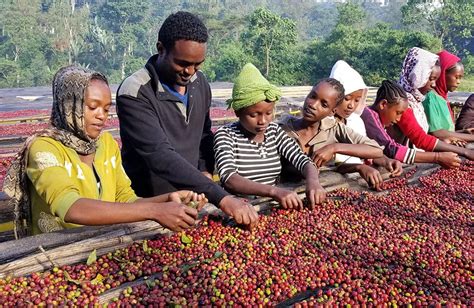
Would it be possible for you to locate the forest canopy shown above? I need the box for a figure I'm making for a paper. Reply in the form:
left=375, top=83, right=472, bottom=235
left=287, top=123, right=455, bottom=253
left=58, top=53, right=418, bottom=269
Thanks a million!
left=0, top=0, right=473, bottom=88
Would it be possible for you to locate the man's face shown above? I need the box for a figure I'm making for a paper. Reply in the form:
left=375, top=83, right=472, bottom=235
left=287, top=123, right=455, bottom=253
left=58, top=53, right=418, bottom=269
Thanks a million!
left=157, top=40, right=207, bottom=87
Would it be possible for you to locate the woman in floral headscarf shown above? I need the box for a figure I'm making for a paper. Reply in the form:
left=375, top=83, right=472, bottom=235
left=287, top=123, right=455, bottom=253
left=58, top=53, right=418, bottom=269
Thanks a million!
left=3, top=66, right=206, bottom=238
left=386, top=48, right=474, bottom=159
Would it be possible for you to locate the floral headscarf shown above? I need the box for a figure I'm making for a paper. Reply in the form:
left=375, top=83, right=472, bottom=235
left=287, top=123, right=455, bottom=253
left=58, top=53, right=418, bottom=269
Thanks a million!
left=399, top=47, right=439, bottom=133
left=3, top=66, right=108, bottom=238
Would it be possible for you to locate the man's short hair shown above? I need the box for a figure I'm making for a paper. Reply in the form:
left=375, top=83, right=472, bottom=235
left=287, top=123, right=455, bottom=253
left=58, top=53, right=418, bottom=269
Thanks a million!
left=158, top=11, right=208, bottom=50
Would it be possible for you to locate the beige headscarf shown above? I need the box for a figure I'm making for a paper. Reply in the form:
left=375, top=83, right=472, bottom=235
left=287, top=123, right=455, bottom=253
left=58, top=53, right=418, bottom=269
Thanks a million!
left=3, top=66, right=108, bottom=238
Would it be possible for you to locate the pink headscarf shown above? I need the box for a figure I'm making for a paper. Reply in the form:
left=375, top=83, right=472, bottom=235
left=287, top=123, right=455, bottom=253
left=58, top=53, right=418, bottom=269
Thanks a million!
left=435, top=50, right=461, bottom=100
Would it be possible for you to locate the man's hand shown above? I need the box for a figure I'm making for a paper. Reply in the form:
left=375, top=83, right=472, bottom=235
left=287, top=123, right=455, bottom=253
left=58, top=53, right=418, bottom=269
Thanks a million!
left=312, top=144, right=336, bottom=168
left=152, top=202, right=198, bottom=231
left=305, top=182, right=326, bottom=209
left=358, top=165, right=383, bottom=191
left=201, top=171, right=214, bottom=180
left=219, top=196, right=259, bottom=228
left=269, top=187, right=303, bottom=209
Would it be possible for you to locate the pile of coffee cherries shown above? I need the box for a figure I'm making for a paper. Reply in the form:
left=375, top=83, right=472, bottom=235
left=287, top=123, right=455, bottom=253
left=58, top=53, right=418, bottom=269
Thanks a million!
left=0, top=162, right=472, bottom=306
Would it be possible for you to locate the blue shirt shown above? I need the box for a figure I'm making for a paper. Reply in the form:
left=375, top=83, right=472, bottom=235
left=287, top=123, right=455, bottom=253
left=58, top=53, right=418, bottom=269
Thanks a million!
left=161, top=83, right=188, bottom=107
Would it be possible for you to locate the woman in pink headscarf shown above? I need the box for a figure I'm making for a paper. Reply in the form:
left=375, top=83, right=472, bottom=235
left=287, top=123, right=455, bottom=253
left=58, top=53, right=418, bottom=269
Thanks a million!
left=422, top=50, right=474, bottom=141
left=434, top=50, right=473, bottom=131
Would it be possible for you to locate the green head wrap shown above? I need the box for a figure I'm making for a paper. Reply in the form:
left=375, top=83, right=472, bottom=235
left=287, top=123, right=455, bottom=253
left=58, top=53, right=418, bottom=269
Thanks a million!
left=227, top=63, right=282, bottom=111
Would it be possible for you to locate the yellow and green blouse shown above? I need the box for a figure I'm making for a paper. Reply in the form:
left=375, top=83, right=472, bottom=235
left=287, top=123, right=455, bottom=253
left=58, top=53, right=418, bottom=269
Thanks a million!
left=27, top=132, right=138, bottom=234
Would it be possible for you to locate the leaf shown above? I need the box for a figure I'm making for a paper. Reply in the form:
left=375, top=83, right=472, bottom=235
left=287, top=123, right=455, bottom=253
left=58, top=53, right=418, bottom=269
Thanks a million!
left=91, top=273, right=103, bottom=285
left=86, top=249, right=97, bottom=265
left=181, top=233, right=192, bottom=244
left=64, top=271, right=81, bottom=285
left=143, top=240, right=148, bottom=252
left=204, top=251, right=224, bottom=263
left=187, top=201, right=198, bottom=209
left=181, top=262, right=199, bottom=273
left=145, top=279, right=155, bottom=289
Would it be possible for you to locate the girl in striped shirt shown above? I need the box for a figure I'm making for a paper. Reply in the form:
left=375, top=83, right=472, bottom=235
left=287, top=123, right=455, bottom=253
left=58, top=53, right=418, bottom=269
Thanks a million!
left=214, top=63, right=326, bottom=209
left=360, top=80, right=460, bottom=168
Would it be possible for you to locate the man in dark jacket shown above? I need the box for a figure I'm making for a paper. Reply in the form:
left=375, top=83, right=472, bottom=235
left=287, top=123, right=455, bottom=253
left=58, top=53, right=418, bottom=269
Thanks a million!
left=117, top=11, right=258, bottom=228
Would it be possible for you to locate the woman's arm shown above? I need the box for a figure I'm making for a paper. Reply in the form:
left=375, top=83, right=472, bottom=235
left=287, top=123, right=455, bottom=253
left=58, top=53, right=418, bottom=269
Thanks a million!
left=414, top=151, right=461, bottom=168
left=433, top=140, right=474, bottom=160
left=65, top=198, right=198, bottom=231
left=301, top=163, right=326, bottom=206
left=396, top=108, right=438, bottom=151
left=430, top=129, right=474, bottom=142
left=224, top=174, right=303, bottom=209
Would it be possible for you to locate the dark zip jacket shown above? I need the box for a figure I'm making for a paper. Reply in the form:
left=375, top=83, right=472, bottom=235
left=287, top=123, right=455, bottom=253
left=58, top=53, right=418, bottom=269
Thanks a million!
left=116, top=55, right=228, bottom=205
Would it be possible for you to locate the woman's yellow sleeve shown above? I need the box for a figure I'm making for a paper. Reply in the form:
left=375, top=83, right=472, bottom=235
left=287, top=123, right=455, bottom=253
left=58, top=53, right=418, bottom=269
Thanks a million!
left=26, top=138, right=81, bottom=222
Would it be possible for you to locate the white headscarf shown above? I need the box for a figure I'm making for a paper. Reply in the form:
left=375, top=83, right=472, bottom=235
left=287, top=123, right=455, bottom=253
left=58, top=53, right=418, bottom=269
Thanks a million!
left=329, top=60, right=369, bottom=165
left=330, top=60, right=368, bottom=115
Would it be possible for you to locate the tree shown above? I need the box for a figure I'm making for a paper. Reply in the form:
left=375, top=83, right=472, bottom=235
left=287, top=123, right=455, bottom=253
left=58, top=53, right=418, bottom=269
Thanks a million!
left=241, top=8, right=297, bottom=79
left=304, top=3, right=441, bottom=86
left=205, top=41, right=255, bottom=82
left=402, top=0, right=474, bottom=57
left=95, top=0, right=152, bottom=81
left=45, top=0, right=91, bottom=65
left=0, top=0, right=52, bottom=87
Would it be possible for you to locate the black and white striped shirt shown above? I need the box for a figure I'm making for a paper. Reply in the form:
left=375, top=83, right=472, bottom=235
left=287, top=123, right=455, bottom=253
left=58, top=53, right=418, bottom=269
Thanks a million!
left=214, top=122, right=312, bottom=185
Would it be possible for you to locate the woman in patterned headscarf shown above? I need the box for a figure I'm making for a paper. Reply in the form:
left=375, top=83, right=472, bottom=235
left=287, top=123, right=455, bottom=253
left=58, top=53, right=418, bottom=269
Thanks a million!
left=3, top=66, right=206, bottom=238
left=398, top=47, right=440, bottom=133
left=387, top=47, right=474, bottom=157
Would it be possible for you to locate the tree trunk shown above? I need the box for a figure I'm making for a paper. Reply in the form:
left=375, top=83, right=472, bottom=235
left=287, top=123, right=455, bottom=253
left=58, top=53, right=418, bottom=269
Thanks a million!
left=121, top=53, right=126, bottom=81
left=265, top=47, right=270, bottom=77
left=14, top=46, right=20, bottom=87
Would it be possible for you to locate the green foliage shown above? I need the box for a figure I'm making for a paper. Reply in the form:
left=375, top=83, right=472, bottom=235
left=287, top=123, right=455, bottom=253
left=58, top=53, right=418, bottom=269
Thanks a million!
left=305, top=7, right=441, bottom=86
left=401, top=0, right=474, bottom=57
left=0, top=1, right=469, bottom=88
left=206, top=41, right=255, bottom=82
left=241, top=7, right=297, bottom=79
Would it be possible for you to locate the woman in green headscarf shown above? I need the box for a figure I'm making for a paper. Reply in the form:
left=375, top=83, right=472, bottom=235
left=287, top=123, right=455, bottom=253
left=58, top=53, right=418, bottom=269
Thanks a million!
left=214, top=63, right=326, bottom=209
left=3, top=66, right=206, bottom=238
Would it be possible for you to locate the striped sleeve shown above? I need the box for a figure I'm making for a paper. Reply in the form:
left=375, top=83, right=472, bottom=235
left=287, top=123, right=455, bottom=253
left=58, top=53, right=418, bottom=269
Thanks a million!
left=214, top=126, right=238, bottom=184
left=361, top=108, right=416, bottom=164
left=274, top=125, right=312, bottom=173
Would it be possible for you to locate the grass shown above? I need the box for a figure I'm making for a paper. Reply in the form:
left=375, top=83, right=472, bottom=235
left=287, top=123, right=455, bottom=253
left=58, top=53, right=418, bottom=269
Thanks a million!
left=458, top=74, right=474, bottom=92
